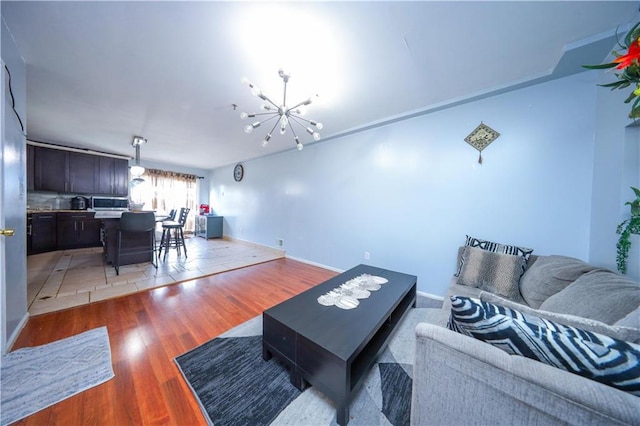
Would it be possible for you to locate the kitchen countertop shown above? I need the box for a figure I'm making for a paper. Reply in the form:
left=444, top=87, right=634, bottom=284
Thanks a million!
left=27, top=209, right=166, bottom=220
left=27, top=209, right=92, bottom=213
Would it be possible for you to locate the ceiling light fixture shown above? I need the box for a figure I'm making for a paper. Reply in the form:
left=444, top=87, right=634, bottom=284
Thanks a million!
left=130, top=136, right=147, bottom=184
left=240, top=69, right=322, bottom=151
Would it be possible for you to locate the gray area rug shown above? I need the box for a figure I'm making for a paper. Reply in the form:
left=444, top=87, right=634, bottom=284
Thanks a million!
left=0, top=327, right=114, bottom=426
left=175, top=307, right=440, bottom=425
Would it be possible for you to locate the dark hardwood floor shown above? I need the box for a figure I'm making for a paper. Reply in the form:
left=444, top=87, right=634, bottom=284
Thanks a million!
left=11, top=258, right=338, bottom=425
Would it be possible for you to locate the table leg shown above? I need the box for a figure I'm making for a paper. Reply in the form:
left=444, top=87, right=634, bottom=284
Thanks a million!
left=262, top=344, right=273, bottom=361
left=337, top=404, right=350, bottom=426
left=291, top=368, right=307, bottom=391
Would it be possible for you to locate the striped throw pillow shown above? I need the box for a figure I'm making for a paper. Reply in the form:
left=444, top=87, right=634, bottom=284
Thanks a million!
left=455, top=235, right=533, bottom=277
left=447, top=296, right=640, bottom=396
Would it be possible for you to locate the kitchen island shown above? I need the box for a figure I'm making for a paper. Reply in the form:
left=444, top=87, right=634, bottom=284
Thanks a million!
left=101, top=212, right=162, bottom=266
left=27, top=209, right=164, bottom=266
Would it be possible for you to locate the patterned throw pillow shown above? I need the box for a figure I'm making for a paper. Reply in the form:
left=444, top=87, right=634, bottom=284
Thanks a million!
left=456, top=235, right=533, bottom=276
left=447, top=296, right=640, bottom=396
left=457, top=247, right=526, bottom=303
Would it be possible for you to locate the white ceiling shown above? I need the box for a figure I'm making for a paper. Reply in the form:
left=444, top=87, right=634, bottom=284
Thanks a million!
left=1, top=1, right=637, bottom=170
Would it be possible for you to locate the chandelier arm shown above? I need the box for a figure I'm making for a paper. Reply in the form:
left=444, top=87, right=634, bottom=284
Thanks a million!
left=259, top=93, right=280, bottom=109
left=282, top=78, right=288, bottom=110
left=288, top=113, right=314, bottom=125
left=288, top=115, right=309, bottom=129
left=266, top=119, right=279, bottom=137
left=256, top=114, right=280, bottom=126
left=250, top=112, right=279, bottom=117
left=288, top=121, right=299, bottom=139
left=288, top=98, right=312, bottom=111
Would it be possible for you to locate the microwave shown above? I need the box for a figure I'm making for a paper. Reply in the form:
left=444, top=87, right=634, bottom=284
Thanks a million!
left=91, top=196, right=129, bottom=211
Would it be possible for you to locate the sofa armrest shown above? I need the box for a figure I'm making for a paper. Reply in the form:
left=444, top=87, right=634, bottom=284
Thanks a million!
left=411, top=323, right=640, bottom=425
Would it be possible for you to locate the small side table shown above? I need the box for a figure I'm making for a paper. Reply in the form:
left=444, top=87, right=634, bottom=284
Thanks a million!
left=195, top=214, right=223, bottom=239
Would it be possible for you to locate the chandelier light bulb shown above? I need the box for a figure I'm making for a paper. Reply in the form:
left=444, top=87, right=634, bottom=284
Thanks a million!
left=241, top=77, right=251, bottom=86
left=313, top=132, right=321, bottom=141
left=251, top=87, right=261, bottom=97
left=262, top=137, right=270, bottom=147
left=280, top=123, right=287, bottom=135
left=297, top=142, right=304, bottom=151
left=311, top=121, right=323, bottom=130
left=240, top=112, right=248, bottom=119
left=280, top=115, right=288, bottom=126
left=244, top=124, right=254, bottom=134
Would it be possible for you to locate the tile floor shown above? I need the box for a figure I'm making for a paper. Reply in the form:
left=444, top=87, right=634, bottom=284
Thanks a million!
left=27, top=235, right=285, bottom=316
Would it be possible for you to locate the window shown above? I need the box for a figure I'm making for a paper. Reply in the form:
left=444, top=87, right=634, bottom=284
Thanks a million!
left=131, top=168, right=198, bottom=233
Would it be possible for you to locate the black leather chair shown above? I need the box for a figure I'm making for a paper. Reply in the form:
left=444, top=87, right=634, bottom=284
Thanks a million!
left=159, top=207, right=190, bottom=260
left=164, top=209, right=177, bottom=222
left=114, top=211, right=157, bottom=275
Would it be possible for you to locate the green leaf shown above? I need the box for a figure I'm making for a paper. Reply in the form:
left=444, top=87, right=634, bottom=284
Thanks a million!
left=624, top=21, right=640, bottom=47
left=631, top=187, right=640, bottom=199
left=624, top=91, right=638, bottom=103
left=582, top=63, right=617, bottom=70
left=599, top=80, right=628, bottom=88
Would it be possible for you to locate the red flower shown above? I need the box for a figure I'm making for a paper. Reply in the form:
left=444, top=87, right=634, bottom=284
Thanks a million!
left=614, top=38, right=640, bottom=69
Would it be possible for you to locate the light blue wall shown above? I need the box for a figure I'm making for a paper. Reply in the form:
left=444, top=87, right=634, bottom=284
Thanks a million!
left=589, top=70, right=640, bottom=281
left=210, top=72, right=604, bottom=296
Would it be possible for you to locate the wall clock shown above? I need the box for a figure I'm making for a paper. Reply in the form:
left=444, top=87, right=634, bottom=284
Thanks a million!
left=464, top=122, right=500, bottom=164
left=233, top=164, right=244, bottom=182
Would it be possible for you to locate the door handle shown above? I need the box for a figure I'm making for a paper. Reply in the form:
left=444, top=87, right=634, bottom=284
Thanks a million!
left=0, top=228, right=15, bottom=237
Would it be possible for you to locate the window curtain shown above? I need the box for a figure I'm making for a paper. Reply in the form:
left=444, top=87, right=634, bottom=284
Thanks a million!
left=137, top=168, right=198, bottom=233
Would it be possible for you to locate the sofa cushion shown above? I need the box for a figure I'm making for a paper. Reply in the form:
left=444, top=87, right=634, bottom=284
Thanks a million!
left=456, top=235, right=533, bottom=276
left=616, top=306, right=640, bottom=329
left=539, top=270, right=640, bottom=325
left=457, top=246, right=526, bottom=303
left=447, top=296, right=640, bottom=396
left=480, top=291, right=640, bottom=344
left=519, top=255, right=601, bottom=309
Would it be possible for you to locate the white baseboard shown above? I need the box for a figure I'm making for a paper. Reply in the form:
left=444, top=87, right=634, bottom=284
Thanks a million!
left=418, top=290, right=444, bottom=301
left=222, top=235, right=285, bottom=257
left=6, top=312, right=29, bottom=352
left=284, top=254, right=344, bottom=273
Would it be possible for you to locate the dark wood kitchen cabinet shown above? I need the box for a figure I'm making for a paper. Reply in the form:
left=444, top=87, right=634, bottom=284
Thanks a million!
left=97, top=156, right=129, bottom=196
left=33, top=146, right=67, bottom=193
left=56, top=212, right=102, bottom=249
left=33, top=146, right=97, bottom=194
left=28, top=213, right=57, bottom=255
left=29, top=145, right=128, bottom=195
left=68, top=152, right=97, bottom=194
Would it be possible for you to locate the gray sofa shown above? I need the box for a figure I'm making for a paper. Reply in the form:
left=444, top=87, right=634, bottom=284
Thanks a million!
left=411, top=247, right=640, bottom=425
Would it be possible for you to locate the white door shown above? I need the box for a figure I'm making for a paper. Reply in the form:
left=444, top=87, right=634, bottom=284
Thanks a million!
left=1, top=59, right=28, bottom=354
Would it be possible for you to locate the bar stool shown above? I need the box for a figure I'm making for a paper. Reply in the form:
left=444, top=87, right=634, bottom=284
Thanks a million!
left=114, top=211, right=157, bottom=275
left=159, top=207, right=190, bottom=260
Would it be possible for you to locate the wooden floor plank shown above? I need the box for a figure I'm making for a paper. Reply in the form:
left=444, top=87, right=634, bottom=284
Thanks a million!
left=10, top=258, right=337, bottom=425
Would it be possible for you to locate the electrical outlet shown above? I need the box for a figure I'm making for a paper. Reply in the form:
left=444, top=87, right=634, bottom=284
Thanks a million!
left=364, top=251, right=370, bottom=260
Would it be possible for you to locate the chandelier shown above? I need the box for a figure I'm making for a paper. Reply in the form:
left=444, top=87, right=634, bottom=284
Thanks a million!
left=240, top=69, right=323, bottom=151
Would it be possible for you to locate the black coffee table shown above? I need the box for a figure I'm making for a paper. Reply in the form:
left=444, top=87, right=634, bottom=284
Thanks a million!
left=262, top=264, right=417, bottom=425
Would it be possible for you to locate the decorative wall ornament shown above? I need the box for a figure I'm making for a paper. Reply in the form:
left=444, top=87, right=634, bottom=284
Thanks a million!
left=464, top=122, right=500, bottom=164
